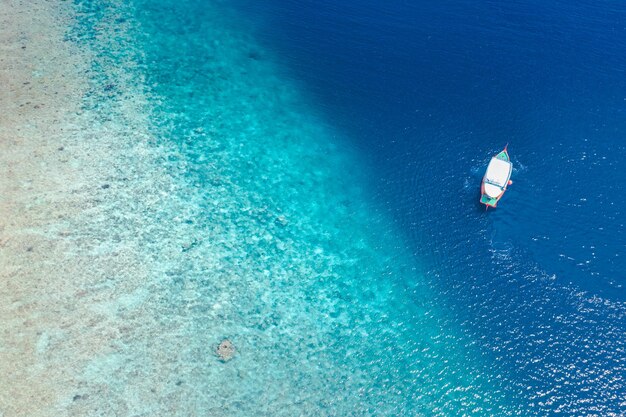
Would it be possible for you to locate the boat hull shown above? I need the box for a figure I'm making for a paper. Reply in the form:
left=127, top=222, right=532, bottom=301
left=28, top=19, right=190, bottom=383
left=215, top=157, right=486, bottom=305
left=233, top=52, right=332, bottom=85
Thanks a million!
left=480, top=147, right=512, bottom=208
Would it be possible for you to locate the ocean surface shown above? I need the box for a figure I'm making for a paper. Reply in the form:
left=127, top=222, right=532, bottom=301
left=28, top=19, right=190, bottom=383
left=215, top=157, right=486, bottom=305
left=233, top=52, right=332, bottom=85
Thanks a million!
left=70, top=0, right=625, bottom=415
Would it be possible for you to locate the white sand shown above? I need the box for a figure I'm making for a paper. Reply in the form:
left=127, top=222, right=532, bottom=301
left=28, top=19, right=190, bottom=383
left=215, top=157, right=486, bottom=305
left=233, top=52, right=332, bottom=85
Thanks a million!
left=1, top=1, right=92, bottom=413
left=0, top=2, right=193, bottom=415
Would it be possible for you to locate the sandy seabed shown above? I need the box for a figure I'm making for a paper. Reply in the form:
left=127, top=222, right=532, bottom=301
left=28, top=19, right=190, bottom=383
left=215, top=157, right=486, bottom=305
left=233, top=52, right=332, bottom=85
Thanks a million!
left=0, top=2, right=194, bottom=415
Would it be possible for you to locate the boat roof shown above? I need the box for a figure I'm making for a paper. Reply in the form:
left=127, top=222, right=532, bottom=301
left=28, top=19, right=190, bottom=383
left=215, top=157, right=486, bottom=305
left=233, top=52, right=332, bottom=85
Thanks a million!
left=484, top=183, right=504, bottom=198
left=484, top=157, right=512, bottom=188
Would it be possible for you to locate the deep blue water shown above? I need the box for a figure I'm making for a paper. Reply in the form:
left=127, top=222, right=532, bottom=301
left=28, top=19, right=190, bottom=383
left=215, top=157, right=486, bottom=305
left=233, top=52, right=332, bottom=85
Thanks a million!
left=232, top=0, right=626, bottom=414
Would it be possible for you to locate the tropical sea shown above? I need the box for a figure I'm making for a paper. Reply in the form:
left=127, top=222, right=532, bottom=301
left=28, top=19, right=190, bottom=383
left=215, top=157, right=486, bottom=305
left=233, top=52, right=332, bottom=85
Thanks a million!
left=1, top=0, right=624, bottom=416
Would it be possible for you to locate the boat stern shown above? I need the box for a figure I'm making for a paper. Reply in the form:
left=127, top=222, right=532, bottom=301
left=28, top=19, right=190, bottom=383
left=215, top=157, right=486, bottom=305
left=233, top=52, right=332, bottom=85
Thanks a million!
left=480, top=193, right=498, bottom=208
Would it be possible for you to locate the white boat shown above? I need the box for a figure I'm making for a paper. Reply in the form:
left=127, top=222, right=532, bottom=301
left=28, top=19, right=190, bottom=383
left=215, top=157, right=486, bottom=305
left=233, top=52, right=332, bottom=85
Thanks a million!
left=480, top=146, right=513, bottom=208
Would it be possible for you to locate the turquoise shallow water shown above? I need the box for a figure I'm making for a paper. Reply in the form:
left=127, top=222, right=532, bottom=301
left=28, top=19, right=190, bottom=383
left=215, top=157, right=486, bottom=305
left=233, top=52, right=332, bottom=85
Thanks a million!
left=63, top=0, right=532, bottom=415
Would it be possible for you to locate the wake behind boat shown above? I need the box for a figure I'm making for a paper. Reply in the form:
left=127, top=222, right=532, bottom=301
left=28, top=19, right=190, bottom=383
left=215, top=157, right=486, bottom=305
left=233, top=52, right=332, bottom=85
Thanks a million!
left=480, top=146, right=513, bottom=208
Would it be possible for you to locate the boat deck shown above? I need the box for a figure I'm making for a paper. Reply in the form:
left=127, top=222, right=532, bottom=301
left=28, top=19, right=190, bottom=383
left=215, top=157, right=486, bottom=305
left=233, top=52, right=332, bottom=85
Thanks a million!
left=480, top=148, right=512, bottom=208
left=480, top=194, right=498, bottom=206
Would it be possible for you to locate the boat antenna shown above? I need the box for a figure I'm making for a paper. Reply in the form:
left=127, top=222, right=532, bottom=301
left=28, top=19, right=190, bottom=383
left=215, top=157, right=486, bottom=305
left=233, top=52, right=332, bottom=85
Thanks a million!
left=504, top=143, right=509, bottom=151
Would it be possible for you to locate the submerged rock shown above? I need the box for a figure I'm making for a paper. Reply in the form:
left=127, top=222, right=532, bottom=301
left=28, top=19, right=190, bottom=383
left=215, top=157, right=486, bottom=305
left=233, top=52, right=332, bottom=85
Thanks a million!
left=275, top=215, right=288, bottom=227
left=216, top=339, right=235, bottom=362
left=247, top=50, right=262, bottom=60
